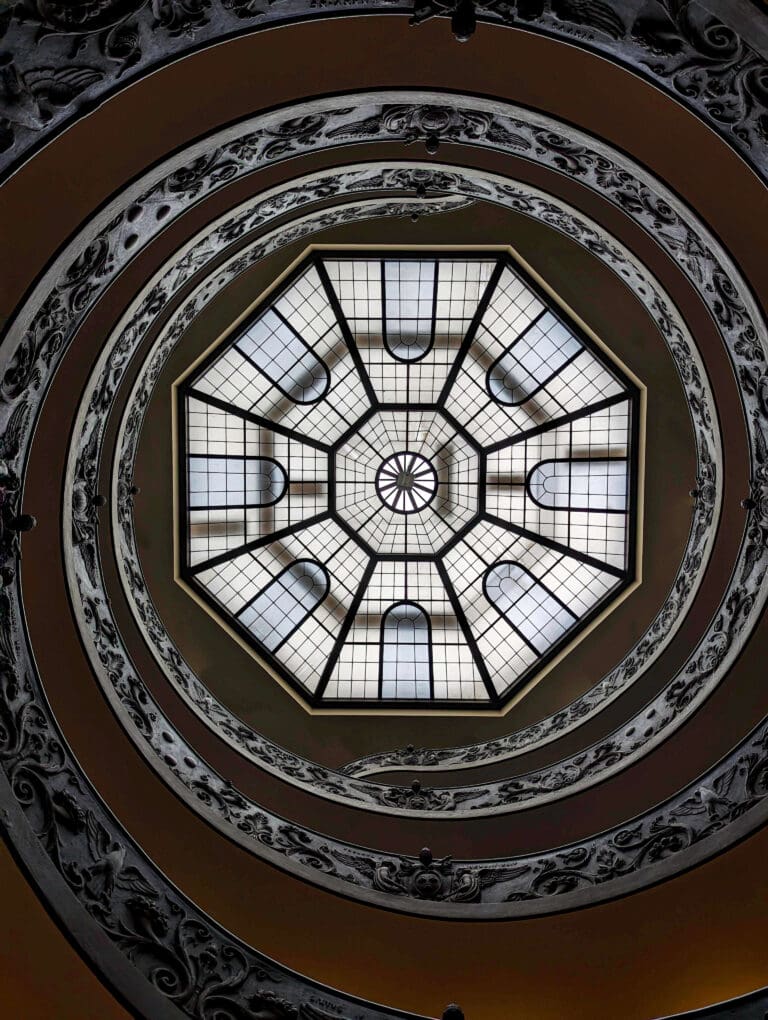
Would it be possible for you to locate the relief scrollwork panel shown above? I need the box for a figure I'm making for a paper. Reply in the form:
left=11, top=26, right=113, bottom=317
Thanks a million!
left=0, top=87, right=766, bottom=1020
left=1, top=1, right=767, bottom=186
left=101, top=161, right=719, bottom=814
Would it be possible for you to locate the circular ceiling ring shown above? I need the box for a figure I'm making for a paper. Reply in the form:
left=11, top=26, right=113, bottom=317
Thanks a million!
left=2, top=92, right=766, bottom=923
left=1, top=3, right=766, bottom=186
left=96, top=160, right=721, bottom=818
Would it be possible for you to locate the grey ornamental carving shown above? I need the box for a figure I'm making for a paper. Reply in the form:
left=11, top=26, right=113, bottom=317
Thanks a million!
left=92, top=159, right=720, bottom=818
left=3, top=92, right=763, bottom=925
left=22, top=91, right=754, bottom=913
left=0, top=0, right=767, bottom=189
left=0, top=69, right=765, bottom=1020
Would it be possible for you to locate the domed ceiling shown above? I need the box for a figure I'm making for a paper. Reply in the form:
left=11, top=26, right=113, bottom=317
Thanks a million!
left=1, top=4, right=768, bottom=1020
left=176, top=246, right=641, bottom=710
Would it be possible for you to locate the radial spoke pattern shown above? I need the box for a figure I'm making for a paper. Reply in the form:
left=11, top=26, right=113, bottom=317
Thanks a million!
left=178, top=251, right=640, bottom=708
left=376, top=452, right=438, bottom=513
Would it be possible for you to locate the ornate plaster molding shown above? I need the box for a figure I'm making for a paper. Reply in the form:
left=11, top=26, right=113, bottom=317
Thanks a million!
left=94, top=161, right=719, bottom=816
left=0, top=353, right=432, bottom=1017
left=0, top=92, right=765, bottom=947
left=0, top=1, right=766, bottom=188
left=39, top=95, right=755, bottom=903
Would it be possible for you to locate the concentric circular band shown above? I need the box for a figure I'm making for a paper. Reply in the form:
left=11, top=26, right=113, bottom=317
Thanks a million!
left=101, top=159, right=718, bottom=818
left=1, top=7, right=767, bottom=1014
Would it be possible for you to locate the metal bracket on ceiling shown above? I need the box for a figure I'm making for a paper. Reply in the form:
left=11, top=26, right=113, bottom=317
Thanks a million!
left=410, top=0, right=479, bottom=41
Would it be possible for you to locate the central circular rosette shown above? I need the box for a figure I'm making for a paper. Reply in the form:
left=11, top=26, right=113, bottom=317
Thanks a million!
left=375, top=451, right=438, bottom=513
left=334, top=409, right=480, bottom=555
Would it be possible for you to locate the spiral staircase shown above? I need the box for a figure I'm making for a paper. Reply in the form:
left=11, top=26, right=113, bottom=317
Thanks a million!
left=2, top=3, right=768, bottom=1017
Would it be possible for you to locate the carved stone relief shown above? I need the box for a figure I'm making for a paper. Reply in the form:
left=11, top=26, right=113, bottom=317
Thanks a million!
left=91, top=162, right=720, bottom=816
left=1, top=0, right=766, bottom=188
left=1, top=93, right=763, bottom=925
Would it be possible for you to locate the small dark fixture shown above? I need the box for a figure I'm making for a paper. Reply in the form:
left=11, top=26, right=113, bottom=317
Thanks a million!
left=452, top=0, right=476, bottom=41
left=443, top=1006, right=465, bottom=1020
left=9, top=514, right=36, bottom=532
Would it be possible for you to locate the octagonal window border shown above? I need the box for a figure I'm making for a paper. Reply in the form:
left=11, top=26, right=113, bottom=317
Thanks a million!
left=172, top=244, right=645, bottom=716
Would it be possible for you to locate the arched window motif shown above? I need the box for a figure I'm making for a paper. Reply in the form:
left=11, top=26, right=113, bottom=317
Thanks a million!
left=527, top=459, right=628, bottom=512
left=235, top=308, right=330, bottom=403
left=237, top=560, right=329, bottom=652
left=383, top=260, right=435, bottom=362
left=187, top=456, right=286, bottom=509
left=487, top=311, right=582, bottom=406
left=380, top=602, right=433, bottom=699
left=484, top=562, right=576, bottom=654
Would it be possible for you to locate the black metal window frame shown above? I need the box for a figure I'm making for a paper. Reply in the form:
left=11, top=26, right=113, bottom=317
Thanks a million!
left=176, top=248, right=642, bottom=711
left=482, top=560, right=580, bottom=658
left=235, top=558, right=331, bottom=654
left=485, top=308, right=584, bottom=407
left=186, top=454, right=288, bottom=511
left=525, top=456, right=631, bottom=515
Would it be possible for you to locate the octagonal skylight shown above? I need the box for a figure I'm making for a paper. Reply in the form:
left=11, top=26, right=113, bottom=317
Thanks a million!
left=176, top=248, right=642, bottom=712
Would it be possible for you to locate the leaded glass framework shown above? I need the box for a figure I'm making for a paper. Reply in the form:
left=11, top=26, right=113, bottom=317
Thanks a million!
left=175, top=247, right=643, bottom=712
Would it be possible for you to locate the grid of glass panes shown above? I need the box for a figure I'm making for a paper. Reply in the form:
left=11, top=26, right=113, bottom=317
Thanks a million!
left=325, top=258, right=495, bottom=403
left=334, top=409, right=478, bottom=554
left=487, top=311, right=583, bottom=405
left=195, top=517, right=368, bottom=694
left=323, top=560, right=487, bottom=700
left=449, top=267, right=625, bottom=447
left=185, top=396, right=328, bottom=568
left=238, top=561, right=329, bottom=652
left=443, top=520, right=619, bottom=696
left=190, top=266, right=370, bottom=446
left=529, top=459, right=628, bottom=511
left=380, top=603, right=432, bottom=699
left=180, top=250, right=638, bottom=708
left=485, top=399, right=632, bottom=570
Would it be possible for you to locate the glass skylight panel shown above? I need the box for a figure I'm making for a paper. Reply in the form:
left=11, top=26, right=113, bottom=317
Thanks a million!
left=484, top=562, right=577, bottom=653
left=528, top=459, right=628, bottom=511
left=235, top=310, right=330, bottom=403
left=187, top=457, right=286, bottom=509
left=380, top=603, right=432, bottom=699
left=238, top=560, right=329, bottom=652
left=487, top=311, right=583, bottom=405
left=183, top=396, right=328, bottom=568
left=178, top=250, right=640, bottom=710
left=485, top=399, right=632, bottom=570
left=383, top=259, right=435, bottom=360
left=324, top=258, right=495, bottom=403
